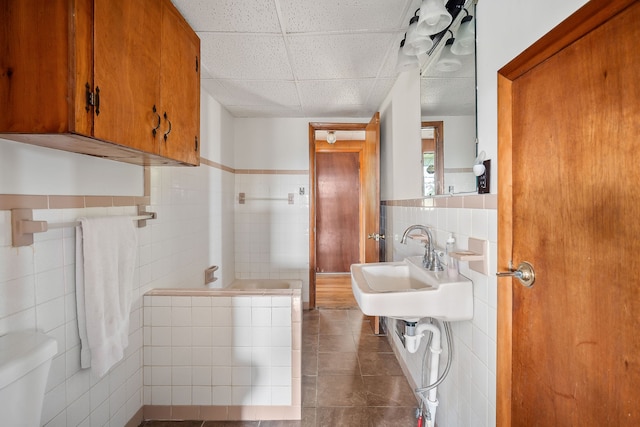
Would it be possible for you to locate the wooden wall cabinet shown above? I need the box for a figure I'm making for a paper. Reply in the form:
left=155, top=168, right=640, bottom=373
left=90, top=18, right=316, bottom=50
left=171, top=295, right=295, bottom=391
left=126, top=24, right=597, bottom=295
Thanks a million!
left=0, top=0, right=200, bottom=166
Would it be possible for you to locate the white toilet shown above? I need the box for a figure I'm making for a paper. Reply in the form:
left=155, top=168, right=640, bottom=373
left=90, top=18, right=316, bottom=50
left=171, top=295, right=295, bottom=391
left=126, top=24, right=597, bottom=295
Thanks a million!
left=0, top=330, right=58, bottom=427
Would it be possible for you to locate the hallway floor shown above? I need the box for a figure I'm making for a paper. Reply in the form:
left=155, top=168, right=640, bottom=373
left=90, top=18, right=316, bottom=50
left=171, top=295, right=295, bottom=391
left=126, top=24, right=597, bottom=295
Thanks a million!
left=141, top=308, right=419, bottom=426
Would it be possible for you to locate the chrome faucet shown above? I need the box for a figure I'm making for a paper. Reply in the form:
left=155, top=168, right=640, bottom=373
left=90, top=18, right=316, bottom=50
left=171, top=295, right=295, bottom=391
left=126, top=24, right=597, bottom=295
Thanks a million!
left=400, top=225, right=444, bottom=271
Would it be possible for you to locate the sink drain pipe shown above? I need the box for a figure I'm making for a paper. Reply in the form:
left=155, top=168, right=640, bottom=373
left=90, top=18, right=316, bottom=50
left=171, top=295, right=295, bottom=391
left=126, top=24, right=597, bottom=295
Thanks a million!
left=405, top=321, right=443, bottom=424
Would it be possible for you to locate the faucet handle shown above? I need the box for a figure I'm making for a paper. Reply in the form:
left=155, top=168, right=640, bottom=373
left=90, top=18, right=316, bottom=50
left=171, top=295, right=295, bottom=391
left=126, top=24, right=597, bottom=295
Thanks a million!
left=408, top=233, right=430, bottom=242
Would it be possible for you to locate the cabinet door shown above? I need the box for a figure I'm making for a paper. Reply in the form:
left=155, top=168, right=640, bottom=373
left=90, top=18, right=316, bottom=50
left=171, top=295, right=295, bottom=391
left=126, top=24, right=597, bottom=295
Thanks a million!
left=0, top=0, right=70, bottom=133
left=93, top=0, right=161, bottom=154
left=159, top=0, right=200, bottom=165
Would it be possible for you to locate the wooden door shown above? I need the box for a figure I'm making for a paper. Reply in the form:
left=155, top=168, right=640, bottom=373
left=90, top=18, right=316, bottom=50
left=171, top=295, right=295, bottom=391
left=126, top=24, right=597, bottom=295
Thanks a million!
left=93, top=0, right=160, bottom=153
left=497, top=1, right=640, bottom=425
left=159, top=0, right=200, bottom=165
left=316, top=151, right=361, bottom=273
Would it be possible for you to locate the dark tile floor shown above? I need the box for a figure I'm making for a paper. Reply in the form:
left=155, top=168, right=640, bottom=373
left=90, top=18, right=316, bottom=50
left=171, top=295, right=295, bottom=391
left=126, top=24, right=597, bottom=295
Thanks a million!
left=141, top=308, right=419, bottom=426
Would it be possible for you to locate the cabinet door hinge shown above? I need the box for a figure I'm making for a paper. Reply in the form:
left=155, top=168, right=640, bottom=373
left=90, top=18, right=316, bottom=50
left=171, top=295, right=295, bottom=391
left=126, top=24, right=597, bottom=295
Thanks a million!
left=85, top=83, right=101, bottom=116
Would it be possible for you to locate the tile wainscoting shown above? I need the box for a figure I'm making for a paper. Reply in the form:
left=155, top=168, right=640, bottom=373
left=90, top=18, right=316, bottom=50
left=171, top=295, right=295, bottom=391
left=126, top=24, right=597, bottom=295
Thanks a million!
left=142, top=288, right=302, bottom=421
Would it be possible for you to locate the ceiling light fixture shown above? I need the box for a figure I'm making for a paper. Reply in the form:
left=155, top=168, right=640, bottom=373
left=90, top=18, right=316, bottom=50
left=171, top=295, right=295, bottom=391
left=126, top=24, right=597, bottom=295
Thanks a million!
left=450, top=9, right=474, bottom=56
left=326, top=131, right=337, bottom=144
left=404, top=10, right=434, bottom=56
left=435, top=32, right=462, bottom=72
left=396, top=38, right=419, bottom=73
left=416, top=0, right=453, bottom=36
left=396, top=0, right=472, bottom=75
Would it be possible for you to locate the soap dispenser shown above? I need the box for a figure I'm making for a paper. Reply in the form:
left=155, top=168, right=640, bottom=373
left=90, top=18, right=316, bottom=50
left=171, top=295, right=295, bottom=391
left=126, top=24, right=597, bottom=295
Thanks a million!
left=445, top=233, right=459, bottom=278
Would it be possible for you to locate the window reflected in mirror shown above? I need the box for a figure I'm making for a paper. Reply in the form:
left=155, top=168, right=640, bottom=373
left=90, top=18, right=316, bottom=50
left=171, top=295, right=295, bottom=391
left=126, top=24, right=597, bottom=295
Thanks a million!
left=422, top=121, right=444, bottom=196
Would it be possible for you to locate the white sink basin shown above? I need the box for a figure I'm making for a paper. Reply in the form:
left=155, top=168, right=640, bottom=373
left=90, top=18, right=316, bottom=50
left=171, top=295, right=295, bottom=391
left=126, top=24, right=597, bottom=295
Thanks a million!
left=350, top=256, right=473, bottom=322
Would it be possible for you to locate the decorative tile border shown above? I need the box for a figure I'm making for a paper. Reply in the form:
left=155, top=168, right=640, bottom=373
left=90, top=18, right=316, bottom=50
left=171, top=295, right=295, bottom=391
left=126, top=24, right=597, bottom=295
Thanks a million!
left=142, top=404, right=301, bottom=421
left=200, top=156, right=309, bottom=176
left=382, top=193, right=497, bottom=210
left=235, top=169, right=309, bottom=175
left=0, top=194, right=151, bottom=211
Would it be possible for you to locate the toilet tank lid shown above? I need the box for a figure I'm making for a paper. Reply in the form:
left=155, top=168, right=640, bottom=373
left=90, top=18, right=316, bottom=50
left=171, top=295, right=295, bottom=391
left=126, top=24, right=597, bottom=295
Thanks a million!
left=0, top=330, right=58, bottom=388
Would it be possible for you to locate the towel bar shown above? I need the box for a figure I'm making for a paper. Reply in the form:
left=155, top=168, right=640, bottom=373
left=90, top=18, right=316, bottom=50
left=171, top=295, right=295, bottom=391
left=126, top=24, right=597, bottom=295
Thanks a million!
left=10, top=208, right=157, bottom=247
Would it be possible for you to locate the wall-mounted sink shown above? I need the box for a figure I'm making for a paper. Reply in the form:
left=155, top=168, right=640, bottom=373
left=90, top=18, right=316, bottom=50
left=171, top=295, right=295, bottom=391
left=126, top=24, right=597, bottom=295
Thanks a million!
left=350, top=256, right=473, bottom=322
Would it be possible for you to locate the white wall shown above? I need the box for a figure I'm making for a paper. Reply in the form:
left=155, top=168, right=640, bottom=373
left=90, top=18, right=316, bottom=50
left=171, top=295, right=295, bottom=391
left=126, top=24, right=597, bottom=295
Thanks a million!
left=0, top=139, right=143, bottom=196
left=233, top=118, right=312, bottom=171
left=379, top=68, right=422, bottom=200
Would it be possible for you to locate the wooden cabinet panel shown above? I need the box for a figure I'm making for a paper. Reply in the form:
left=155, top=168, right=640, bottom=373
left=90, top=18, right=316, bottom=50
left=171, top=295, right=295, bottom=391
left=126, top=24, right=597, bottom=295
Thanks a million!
left=0, top=0, right=71, bottom=133
left=94, top=0, right=161, bottom=154
left=159, top=0, right=200, bottom=165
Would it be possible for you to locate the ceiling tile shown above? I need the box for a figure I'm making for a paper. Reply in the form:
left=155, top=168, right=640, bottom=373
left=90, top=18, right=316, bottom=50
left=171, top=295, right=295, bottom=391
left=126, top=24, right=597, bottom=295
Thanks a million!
left=226, top=105, right=305, bottom=118
left=367, top=78, right=397, bottom=107
left=278, top=0, right=413, bottom=33
left=287, top=33, right=394, bottom=80
left=172, top=0, right=281, bottom=33
left=298, top=79, right=374, bottom=107
left=210, top=80, right=301, bottom=107
left=199, top=33, right=294, bottom=80
left=201, top=79, right=233, bottom=99
left=421, top=76, right=476, bottom=116
left=303, top=105, right=373, bottom=118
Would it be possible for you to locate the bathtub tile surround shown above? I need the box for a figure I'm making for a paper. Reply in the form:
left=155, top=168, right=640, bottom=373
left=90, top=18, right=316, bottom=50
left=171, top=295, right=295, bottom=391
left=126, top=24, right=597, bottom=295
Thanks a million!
left=143, top=285, right=302, bottom=421
left=381, top=197, right=498, bottom=427
left=234, top=172, right=310, bottom=302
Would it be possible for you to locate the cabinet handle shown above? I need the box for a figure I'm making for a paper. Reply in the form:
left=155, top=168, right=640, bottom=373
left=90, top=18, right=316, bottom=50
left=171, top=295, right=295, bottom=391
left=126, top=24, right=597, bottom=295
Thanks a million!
left=195, top=136, right=198, bottom=151
left=94, top=86, right=100, bottom=116
left=85, top=83, right=92, bottom=112
left=152, top=105, right=161, bottom=136
left=163, top=112, right=172, bottom=141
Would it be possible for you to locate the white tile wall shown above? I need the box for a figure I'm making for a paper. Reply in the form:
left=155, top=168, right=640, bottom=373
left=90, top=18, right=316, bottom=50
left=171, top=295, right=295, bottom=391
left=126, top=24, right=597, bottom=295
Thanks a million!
left=382, top=203, right=498, bottom=427
left=143, top=294, right=295, bottom=407
left=234, top=173, right=310, bottom=301
left=0, top=161, right=235, bottom=426
left=0, top=206, right=144, bottom=427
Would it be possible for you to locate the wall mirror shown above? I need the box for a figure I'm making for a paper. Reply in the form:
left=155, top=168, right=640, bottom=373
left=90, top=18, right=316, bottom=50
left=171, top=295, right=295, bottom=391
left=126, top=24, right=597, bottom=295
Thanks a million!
left=418, top=0, right=477, bottom=196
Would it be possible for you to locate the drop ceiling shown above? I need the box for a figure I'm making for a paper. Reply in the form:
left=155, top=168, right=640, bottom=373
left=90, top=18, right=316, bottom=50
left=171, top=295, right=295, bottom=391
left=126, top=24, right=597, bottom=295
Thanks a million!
left=171, top=0, right=475, bottom=118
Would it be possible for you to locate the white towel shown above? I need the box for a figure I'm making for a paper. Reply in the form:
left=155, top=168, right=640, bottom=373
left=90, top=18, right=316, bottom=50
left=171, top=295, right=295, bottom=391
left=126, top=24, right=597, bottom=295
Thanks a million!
left=75, top=216, right=138, bottom=378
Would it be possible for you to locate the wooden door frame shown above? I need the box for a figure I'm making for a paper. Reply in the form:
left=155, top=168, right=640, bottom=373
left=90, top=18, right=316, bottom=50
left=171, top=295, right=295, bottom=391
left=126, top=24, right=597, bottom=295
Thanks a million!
left=496, top=0, right=635, bottom=424
left=308, top=121, right=370, bottom=309
left=421, top=121, right=444, bottom=195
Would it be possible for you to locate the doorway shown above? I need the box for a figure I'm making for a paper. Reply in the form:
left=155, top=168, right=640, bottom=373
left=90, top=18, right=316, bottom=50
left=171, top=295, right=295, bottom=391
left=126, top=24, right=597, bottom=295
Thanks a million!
left=308, top=114, right=380, bottom=309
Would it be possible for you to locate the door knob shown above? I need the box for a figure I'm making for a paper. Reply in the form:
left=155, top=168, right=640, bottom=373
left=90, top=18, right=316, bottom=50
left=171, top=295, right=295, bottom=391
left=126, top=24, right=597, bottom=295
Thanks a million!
left=497, top=261, right=536, bottom=288
left=367, top=233, right=385, bottom=242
